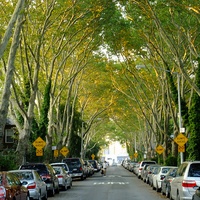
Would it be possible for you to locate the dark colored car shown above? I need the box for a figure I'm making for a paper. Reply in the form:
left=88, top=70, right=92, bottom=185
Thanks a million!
left=87, top=160, right=100, bottom=172
left=19, top=163, right=59, bottom=197
left=0, top=171, right=29, bottom=200
left=62, top=158, right=87, bottom=180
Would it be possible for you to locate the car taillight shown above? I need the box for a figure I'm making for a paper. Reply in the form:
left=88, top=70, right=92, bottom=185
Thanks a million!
left=160, top=175, right=165, bottom=180
left=80, top=167, right=83, bottom=171
left=57, top=175, right=63, bottom=178
left=0, top=186, right=6, bottom=198
left=182, top=180, right=196, bottom=188
left=27, top=182, right=36, bottom=189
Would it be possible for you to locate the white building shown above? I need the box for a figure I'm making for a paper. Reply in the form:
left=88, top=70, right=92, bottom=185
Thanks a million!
left=101, top=141, right=129, bottom=164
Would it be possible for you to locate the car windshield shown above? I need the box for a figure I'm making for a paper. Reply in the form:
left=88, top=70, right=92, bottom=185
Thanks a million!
left=64, top=160, right=81, bottom=168
left=188, top=163, right=200, bottom=177
left=20, top=165, right=47, bottom=175
left=14, top=172, right=34, bottom=180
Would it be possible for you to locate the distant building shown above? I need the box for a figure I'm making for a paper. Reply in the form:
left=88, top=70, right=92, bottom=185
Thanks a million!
left=101, top=141, right=129, bottom=164
left=0, top=119, right=16, bottom=151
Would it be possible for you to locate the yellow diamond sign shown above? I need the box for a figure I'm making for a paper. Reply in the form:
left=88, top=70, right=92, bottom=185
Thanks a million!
left=60, top=147, right=69, bottom=157
left=156, top=145, right=164, bottom=154
left=174, top=133, right=188, bottom=146
left=33, top=137, right=46, bottom=149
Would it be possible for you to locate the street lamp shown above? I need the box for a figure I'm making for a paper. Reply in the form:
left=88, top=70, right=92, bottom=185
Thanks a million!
left=136, top=64, right=184, bottom=163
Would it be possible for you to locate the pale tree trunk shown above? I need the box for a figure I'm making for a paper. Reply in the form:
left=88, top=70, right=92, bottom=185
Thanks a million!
left=0, top=12, right=24, bottom=140
left=0, top=0, right=25, bottom=138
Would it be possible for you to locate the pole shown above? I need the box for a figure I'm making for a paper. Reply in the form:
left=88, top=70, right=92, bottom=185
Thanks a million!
left=81, top=112, right=84, bottom=159
left=177, top=74, right=184, bottom=163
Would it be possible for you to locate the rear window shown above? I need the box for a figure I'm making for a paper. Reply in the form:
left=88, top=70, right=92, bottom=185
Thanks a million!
left=20, top=164, right=48, bottom=175
left=13, top=172, right=34, bottom=180
left=63, top=159, right=81, bottom=168
left=142, top=161, right=156, bottom=167
left=188, top=163, right=200, bottom=177
left=161, top=168, right=171, bottom=174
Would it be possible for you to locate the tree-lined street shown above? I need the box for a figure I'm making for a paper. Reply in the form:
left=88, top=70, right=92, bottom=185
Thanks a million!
left=51, top=165, right=164, bottom=200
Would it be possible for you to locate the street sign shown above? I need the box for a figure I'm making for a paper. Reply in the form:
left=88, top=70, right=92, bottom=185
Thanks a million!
left=32, top=137, right=46, bottom=149
left=36, top=148, right=43, bottom=156
left=178, top=145, right=185, bottom=152
left=60, top=146, right=69, bottom=157
left=91, top=154, right=95, bottom=160
left=156, top=145, right=164, bottom=154
left=134, top=153, right=138, bottom=158
left=54, top=150, right=59, bottom=157
left=174, top=133, right=188, bottom=146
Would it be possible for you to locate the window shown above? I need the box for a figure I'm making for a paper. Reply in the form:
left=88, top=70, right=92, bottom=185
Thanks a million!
left=5, top=129, right=14, bottom=143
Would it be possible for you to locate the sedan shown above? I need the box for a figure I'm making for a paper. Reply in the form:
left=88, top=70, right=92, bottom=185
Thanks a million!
left=9, top=169, right=48, bottom=200
left=0, top=171, right=29, bottom=200
left=152, top=166, right=177, bottom=192
left=171, top=161, right=200, bottom=200
left=193, top=183, right=200, bottom=200
left=52, top=166, right=72, bottom=191
left=161, top=167, right=178, bottom=198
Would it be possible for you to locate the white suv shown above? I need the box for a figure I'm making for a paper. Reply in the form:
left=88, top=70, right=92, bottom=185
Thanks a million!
left=170, top=161, right=200, bottom=200
left=138, top=160, right=156, bottom=179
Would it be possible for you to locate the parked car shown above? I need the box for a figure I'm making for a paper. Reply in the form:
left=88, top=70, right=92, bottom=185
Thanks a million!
left=84, top=161, right=94, bottom=176
left=19, top=163, right=59, bottom=196
left=87, top=160, right=100, bottom=172
left=148, top=165, right=161, bottom=187
left=141, top=164, right=150, bottom=181
left=170, top=161, right=200, bottom=200
left=51, top=166, right=72, bottom=191
left=161, top=167, right=178, bottom=198
left=127, top=161, right=137, bottom=172
left=9, top=169, right=48, bottom=200
left=50, top=163, right=70, bottom=174
left=193, top=183, right=200, bottom=200
left=152, top=166, right=177, bottom=192
left=133, top=163, right=140, bottom=175
left=143, top=164, right=156, bottom=183
left=0, top=171, right=29, bottom=200
left=138, top=160, right=156, bottom=179
left=62, top=158, right=87, bottom=180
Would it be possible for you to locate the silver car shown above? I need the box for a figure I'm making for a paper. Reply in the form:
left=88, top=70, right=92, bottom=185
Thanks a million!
left=10, top=169, right=48, bottom=200
left=52, top=166, right=72, bottom=191
left=170, top=161, right=200, bottom=200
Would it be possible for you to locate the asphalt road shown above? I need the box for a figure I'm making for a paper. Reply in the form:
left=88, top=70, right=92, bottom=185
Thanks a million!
left=50, top=165, right=166, bottom=200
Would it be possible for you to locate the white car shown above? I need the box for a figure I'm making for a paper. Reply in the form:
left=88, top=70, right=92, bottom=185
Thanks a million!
left=52, top=166, right=72, bottom=191
left=170, top=161, right=200, bottom=200
left=152, top=166, right=177, bottom=192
